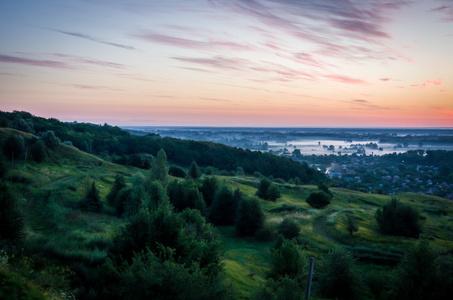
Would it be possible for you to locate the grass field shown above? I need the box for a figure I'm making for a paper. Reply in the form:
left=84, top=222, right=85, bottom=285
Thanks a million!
left=2, top=128, right=452, bottom=298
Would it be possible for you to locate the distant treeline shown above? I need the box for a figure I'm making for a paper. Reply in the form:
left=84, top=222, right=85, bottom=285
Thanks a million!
left=0, top=111, right=325, bottom=183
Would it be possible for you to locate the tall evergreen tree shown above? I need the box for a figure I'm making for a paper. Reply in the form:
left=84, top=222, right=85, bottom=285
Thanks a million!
left=0, top=182, right=25, bottom=244
left=188, top=160, right=201, bottom=180
left=235, top=197, right=264, bottom=237
left=208, top=185, right=239, bottom=225
left=150, top=149, right=169, bottom=185
left=199, top=176, right=218, bottom=207
left=107, top=174, right=126, bottom=207
left=81, top=181, right=102, bottom=213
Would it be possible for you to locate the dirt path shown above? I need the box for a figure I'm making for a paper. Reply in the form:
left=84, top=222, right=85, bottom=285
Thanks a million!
left=312, top=215, right=343, bottom=245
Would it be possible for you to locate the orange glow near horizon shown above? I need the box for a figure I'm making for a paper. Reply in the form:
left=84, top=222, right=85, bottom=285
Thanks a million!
left=1, top=1, right=452, bottom=127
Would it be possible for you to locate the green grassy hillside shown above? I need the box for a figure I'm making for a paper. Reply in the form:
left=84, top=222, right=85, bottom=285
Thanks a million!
left=1, top=127, right=452, bottom=299
left=215, top=176, right=453, bottom=298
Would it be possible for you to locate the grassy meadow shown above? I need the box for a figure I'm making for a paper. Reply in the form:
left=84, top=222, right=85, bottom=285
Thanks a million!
left=1, top=127, right=453, bottom=299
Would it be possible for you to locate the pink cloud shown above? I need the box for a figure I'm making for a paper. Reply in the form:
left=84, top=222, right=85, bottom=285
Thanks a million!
left=135, top=32, right=255, bottom=51
left=330, top=19, right=390, bottom=38
left=439, top=109, right=453, bottom=115
left=322, top=74, right=367, bottom=85
left=411, top=79, right=443, bottom=87
left=70, top=84, right=123, bottom=91
left=209, top=0, right=406, bottom=62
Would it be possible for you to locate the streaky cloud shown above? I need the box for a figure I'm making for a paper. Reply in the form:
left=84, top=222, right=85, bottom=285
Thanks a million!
left=323, top=74, right=367, bottom=85
left=53, top=30, right=136, bottom=50
left=50, top=53, right=126, bottom=69
left=411, top=79, right=443, bottom=87
left=209, top=0, right=407, bottom=61
left=70, top=84, right=123, bottom=91
left=134, top=32, right=255, bottom=51
left=0, top=54, right=75, bottom=69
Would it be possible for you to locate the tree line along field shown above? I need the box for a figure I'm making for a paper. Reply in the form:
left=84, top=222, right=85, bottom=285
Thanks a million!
left=0, top=111, right=453, bottom=299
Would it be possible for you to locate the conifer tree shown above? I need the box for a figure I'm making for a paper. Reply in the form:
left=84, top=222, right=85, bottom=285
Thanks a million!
left=0, top=182, right=25, bottom=244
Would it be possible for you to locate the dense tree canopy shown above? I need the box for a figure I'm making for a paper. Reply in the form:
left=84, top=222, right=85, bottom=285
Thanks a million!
left=0, top=110, right=326, bottom=182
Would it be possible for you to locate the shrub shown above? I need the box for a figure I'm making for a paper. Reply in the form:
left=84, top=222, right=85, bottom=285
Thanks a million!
left=169, top=166, right=186, bottom=178
left=277, top=218, right=300, bottom=240
left=375, top=198, right=421, bottom=238
left=306, top=191, right=331, bottom=209
left=256, top=178, right=280, bottom=201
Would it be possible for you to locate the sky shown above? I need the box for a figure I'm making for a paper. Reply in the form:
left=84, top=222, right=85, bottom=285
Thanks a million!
left=1, top=0, right=452, bottom=127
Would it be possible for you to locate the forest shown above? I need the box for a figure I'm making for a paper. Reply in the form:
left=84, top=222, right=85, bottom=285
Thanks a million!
left=1, top=110, right=452, bottom=300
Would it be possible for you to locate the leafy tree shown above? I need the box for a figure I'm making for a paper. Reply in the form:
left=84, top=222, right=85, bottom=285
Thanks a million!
left=102, top=249, right=232, bottom=300
left=345, top=214, right=359, bottom=236
left=390, top=240, right=453, bottom=300
left=125, top=185, right=146, bottom=216
left=277, top=218, right=300, bottom=240
left=80, top=181, right=102, bottom=213
left=41, top=130, right=60, bottom=149
left=188, top=160, right=201, bottom=180
left=256, top=178, right=271, bottom=199
left=199, top=176, right=218, bottom=207
left=167, top=180, right=206, bottom=213
left=3, top=135, right=25, bottom=165
left=113, top=187, right=133, bottom=217
left=235, top=197, right=264, bottom=237
left=147, top=180, right=168, bottom=209
left=317, top=248, right=362, bottom=300
left=256, top=177, right=280, bottom=201
left=208, top=185, right=239, bottom=226
left=29, top=139, right=46, bottom=163
left=256, top=239, right=306, bottom=300
left=254, top=276, right=303, bottom=300
left=318, top=182, right=333, bottom=198
left=306, top=191, right=331, bottom=209
left=12, top=115, right=34, bottom=133
left=266, top=184, right=281, bottom=202
left=268, top=239, right=306, bottom=281
left=375, top=198, right=421, bottom=238
left=112, top=204, right=182, bottom=261
left=0, top=154, right=7, bottom=178
left=150, top=149, right=169, bottom=185
left=107, top=174, right=126, bottom=207
left=0, top=182, right=25, bottom=244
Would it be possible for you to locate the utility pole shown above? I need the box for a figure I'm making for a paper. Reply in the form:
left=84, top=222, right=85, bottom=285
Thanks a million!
left=305, top=257, right=315, bottom=300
